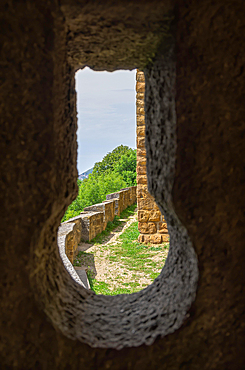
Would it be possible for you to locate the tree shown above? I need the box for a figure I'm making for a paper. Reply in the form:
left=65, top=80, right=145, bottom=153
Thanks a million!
left=61, top=145, right=137, bottom=222
left=92, top=145, right=134, bottom=176
left=61, top=171, right=127, bottom=222
left=114, top=150, right=137, bottom=186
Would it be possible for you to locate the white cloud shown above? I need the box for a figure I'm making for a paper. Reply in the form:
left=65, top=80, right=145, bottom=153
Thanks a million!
left=76, top=68, right=136, bottom=173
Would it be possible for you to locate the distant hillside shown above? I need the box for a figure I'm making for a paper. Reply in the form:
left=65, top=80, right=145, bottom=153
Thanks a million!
left=78, top=167, right=93, bottom=181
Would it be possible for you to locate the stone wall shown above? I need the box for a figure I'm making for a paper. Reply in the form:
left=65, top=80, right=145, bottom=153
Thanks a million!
left=1, top=1, right=245, bottom=367
left=136, top=71, right=169, bottom=244
left=84, top=201, right=115, bottom=229
left=106, top=187, right=137, bottom=215
left=58, top=186, right=137, bottom=264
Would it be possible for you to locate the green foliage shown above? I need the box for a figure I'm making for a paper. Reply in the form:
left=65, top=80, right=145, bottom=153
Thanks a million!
left=61, top=145, right=136, bottom=222
left=92, top=145, right=136, bottom=186
left=93, top=145, right=133, bottom=176
left=114, top=150, right=137, bottom=186
left=62, top=171, right=127, bottom=222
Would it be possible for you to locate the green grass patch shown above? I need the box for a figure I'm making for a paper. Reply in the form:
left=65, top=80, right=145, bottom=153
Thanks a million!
left=74, top=204, right=169, bottom=296
left=73, top=251, right=94, bottom=269
left=91, top=280, right=139, bottom=296
left=119, top=204, right=137, bottom=219
left=89, top=220, right=169, bottom=295
left=90, top=203, right=137, bottom=244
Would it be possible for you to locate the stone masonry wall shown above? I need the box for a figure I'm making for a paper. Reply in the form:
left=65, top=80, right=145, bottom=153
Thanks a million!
left=136, top=71, right=169, bottom=244
left=84, top=201, right=115, bottom=229
left=58, top=185, right=137, bottom=265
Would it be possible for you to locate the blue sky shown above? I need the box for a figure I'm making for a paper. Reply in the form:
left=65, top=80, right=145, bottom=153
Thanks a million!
left=76, top=68, right=136, bottom=174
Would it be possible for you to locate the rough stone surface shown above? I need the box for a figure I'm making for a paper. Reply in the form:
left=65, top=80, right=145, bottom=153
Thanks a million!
left=61, top=0, right=173, bottom=71
left=74, top=267, right=91, bottom=290
left=0, top=0, right=245, bottom=368
left=106, top=191, right=123, bottom=215
left=84, top=201, right=115, bottom=230
left=79, top=211, right=104, bottom=241
left=57, top=224, right=85, bottom=287
left=136, top=70, right=169, bottom=244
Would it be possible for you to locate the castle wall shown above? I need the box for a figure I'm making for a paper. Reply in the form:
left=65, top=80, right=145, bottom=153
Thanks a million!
left=59, top=186, right=137, bottom=265
left=1, top=0, right=245, bottom=367
left=136, top=71, right=169, bottom=244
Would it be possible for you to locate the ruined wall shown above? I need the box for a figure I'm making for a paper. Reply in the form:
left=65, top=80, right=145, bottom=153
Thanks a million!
left=136, top=71, right=169, bottom=244
left=59, top=186, right=137, bottom=264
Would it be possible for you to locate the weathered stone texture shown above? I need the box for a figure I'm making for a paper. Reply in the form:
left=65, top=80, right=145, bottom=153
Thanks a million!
left=59, top=186, right=136, bottom=263
left=84, top=201, right=115, bottom=229
left=136, top=71, right=170, bottom=244
left=1, top=0, right=245, bottom=368
left=106, top=189, right=134, bottom=216
left=80, top=211, right=104, bottom=241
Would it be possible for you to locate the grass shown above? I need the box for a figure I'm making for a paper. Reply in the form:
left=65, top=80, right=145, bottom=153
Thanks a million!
left=73, top=204, right=169, bottom=296
left=91, top=222, right=168, bottom=295
left=90, top=203, right=137, bottom=244
left=73, top=251, right=94, bottom=267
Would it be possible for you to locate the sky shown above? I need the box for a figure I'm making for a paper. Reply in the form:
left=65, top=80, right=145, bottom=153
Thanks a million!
left=76, top=67, right=136, bottom=174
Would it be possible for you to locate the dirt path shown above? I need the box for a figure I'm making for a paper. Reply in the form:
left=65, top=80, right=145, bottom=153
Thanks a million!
left=76, top=210, right=169, bottom=293
left=77, top=212, right=137, bottom=281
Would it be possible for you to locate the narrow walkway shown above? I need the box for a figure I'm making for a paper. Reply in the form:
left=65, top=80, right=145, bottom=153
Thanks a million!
left=74, top=209, right=169, bottom=294
left=76, top=212, right=138, bottom=285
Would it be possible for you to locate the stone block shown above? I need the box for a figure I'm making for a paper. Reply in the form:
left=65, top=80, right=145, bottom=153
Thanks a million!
left=136, top=81, right=145, bottom=93
left=137, top=175, right=147, bottom=185
left=80, top=211, right=104, bottom=241
left=137, top=184, right=148, bottom=198
left=161, top=234, right=170, bottom=243
left=106, top=191, right=124, bottom=216
left=136, top=115, right=145, bottom=126
left=138, top=210, right=149, bottom=222
left=150, top=234, right=162, bottom=244
left=137, top=126, right=145, bottom=137
left=131, top=186, right=137, bottom=204
left=123, top=187, right=137, bottom=205
left=148, top=210, right=161, bottom=222
left=138, top=234, right=144, bottom=243
left=137, top=98, right=145, bottom=108
left=137, top=106, right=145, bottom=115
left=136, top=165, right=147, bottom=175
left=137, top=159, right=146, bottom=168
left=138, top=222, right=157, bottom=234
left=143, top=235, right=151, bottom=243
left=84, top=201, right=115, bottom=229
left=136, top=97, right=145, bottom=108
left=159, top=222, right=168, bottom=233
left=137, top=136, right=145, bottom=149
left=59, top=222, right=81, bottom=264
left=138, top=197, right=156, bottom=211
left=118, top=189, right=130, bottom=211
left=124, top=189, right=131, bottom=209
left=136, top=72, right=145, bottom=83
left=137, top=148, right=146, bottom=157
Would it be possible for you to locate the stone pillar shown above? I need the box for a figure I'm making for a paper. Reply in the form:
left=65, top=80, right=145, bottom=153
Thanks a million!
left=136, top=70, right=169, bottom=244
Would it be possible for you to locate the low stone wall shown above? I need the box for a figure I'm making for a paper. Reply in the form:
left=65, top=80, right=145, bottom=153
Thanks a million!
left=105, top=187, right=137, bottom=215
left=57, top=223, right=85, bottom=288
left=80, top=211, right=104, bottom=240
left=57, top=186, right=137, bottom=268
left=84, top=201, right=115, bottom=230
left=106, top=191, right=124, bottom=215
